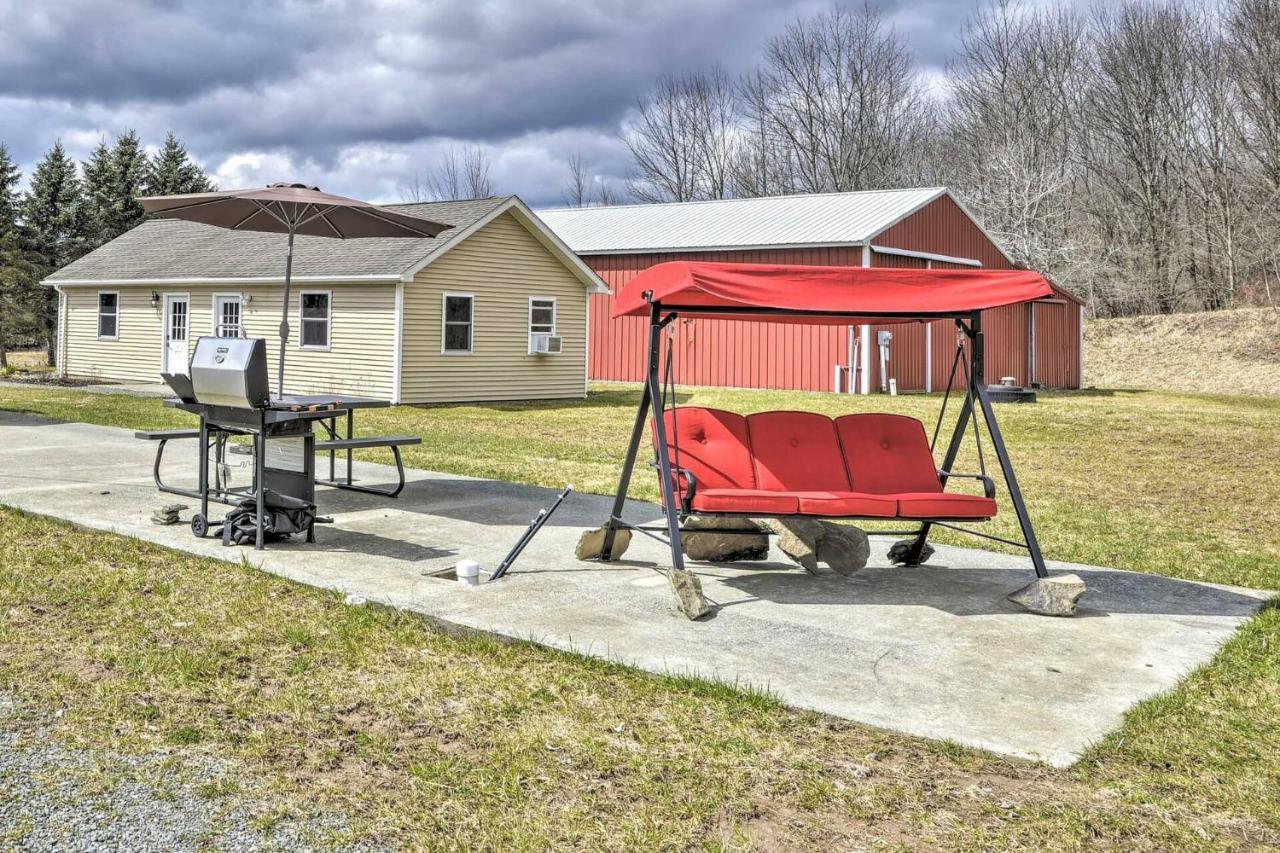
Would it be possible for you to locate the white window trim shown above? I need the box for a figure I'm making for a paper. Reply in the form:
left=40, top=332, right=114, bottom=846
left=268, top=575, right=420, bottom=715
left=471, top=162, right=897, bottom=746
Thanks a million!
left=298, top=290, right=332, bottom=351
left=211, top=292, right=244, bottom=337
left=527, top=296, right=558, bottom=354
left=96, top=291, right=120, bottom=341
left=441, top=291, right=475, bottom=355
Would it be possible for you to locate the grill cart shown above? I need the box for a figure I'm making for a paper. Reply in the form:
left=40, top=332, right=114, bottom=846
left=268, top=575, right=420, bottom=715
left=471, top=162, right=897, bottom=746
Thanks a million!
left=148, top=335, right=414, bottom=550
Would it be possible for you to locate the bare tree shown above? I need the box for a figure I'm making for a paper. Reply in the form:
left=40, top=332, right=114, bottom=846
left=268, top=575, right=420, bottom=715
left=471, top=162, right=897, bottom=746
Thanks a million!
left=623, top=65, right=738, bottom=202
left=740, top=4, right=933, bottom=193
left=562, top=152, right=624, bottom=207
left=943, top=1, right=1085, bottom=282
left=399, top=145, right=495, bottom=202
left=1229, top=0, right=1280, bottom=193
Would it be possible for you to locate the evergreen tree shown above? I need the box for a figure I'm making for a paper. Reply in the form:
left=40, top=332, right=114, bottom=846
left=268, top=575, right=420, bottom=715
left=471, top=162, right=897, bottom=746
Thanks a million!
left=105, top=129, right=147, bottom=238
left=0, top=143, right=20, bottom=236
left=21, top=141, right=88, bottom=267
left=144, top=131, right=214, bottom=196
left=0, top=231, right=42, bottom=369
left=21, top=141, right=90, bottom=363
left=81, top=138, right=115, bottom=246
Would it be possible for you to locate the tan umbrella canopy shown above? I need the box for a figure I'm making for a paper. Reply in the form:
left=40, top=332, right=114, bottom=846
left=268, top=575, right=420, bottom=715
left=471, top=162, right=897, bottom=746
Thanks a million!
left=139, top=182, right=451, bottom=396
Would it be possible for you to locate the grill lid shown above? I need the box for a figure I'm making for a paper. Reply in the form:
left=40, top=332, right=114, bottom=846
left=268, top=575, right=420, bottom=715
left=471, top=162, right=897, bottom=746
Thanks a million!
left=190, top=336, right=271, bottom=409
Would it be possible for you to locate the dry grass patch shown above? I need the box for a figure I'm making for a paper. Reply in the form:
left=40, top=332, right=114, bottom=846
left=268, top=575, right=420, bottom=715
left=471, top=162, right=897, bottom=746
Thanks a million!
left=1086, top=308, right=1280, bottom=397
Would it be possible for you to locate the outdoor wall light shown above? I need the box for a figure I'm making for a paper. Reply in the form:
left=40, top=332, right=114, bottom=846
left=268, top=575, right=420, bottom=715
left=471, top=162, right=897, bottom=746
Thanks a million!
left=244, top=293, right=253, bottom=305
left=150, top=291, right=159, bottom=309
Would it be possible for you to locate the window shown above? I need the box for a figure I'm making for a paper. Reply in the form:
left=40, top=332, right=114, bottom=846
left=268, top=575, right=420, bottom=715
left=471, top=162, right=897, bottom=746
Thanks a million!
left=528, top=297, right=557, bottom=353
left=97, top=292, right=118, bottom=339
left=300, top=291, right=330, bottom=349
left=442, top=293, right=473, bottom=353
left=214, top=295, right=242, bottom=337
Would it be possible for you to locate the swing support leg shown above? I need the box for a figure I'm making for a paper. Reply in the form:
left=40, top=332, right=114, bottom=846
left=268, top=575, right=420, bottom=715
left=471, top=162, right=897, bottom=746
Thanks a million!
left=903, top=312, right=1048, bottom=579
left=600, top=303, right=686, bottom=573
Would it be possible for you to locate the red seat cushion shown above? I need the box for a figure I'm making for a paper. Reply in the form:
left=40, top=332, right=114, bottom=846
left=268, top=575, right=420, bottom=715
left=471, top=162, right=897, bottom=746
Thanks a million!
left=895, top=492, right=997, bottom=520
left=656, top=407, right=756, bottom=490
left=746, top=411, right=851, bottom=492
left=835, top=413, right=941, bottom=494
left=689, top=488, right=800, bottom=515
left=794, top=491, right=898, bottom=518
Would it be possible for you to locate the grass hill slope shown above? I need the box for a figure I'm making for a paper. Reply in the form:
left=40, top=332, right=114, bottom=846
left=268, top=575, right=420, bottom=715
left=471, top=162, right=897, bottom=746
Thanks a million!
left=1085, top=307, right=1280, bottom=396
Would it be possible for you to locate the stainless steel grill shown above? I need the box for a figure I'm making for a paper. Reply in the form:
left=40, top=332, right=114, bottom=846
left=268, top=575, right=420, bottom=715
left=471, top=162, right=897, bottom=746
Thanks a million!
left=190, top=336, right=271, bottom=410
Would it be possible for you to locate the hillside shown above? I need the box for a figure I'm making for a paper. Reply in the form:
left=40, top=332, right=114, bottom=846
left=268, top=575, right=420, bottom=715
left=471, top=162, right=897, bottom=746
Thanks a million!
left=1085, top=307, right=1280, bottom=396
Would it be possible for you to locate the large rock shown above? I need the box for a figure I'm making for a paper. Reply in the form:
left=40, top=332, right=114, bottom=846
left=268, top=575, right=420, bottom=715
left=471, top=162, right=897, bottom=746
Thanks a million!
left=668, top=569, right=713, bottom=619
left=817, top=525, right=871, bottom=576
left=1008, top=573, right=1087, bottom=616
left=575, top=525, right=632, bottom=561
left=769, top=519, right=869, bottom=576
left=680, top=516, right=770, bottom=562
left=888, top=538, right=936, bottom=566
left=771, top=518, right=826, bottom=574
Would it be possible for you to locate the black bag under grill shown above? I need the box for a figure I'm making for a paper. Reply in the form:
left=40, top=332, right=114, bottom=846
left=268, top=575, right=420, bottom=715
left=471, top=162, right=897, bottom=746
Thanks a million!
left=215, top=489, right=316, bottom=546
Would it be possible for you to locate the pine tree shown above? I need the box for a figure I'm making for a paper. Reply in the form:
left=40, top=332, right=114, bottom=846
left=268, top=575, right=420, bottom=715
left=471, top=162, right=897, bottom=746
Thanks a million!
left=81, top=138, right=115, bottom=246
left=21, top=141, right=90, bottom=363
left=145, top=131, right=214, bottom=196
left=0, top=143, right=20, bottom=237
left=21, top=141, right=89, bottom=267
left=0, top=231, right=42, bottom=369
left=105, top=129, right=147, bottom=238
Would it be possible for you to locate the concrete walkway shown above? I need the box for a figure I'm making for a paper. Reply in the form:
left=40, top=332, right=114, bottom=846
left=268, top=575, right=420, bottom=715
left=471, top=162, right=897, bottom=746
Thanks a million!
left=0, top=410, right=1271, bottom=767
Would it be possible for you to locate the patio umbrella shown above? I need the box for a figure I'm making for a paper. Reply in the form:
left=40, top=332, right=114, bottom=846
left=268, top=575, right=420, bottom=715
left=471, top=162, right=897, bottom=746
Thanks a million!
left=138, top=182, right=450, bottom=396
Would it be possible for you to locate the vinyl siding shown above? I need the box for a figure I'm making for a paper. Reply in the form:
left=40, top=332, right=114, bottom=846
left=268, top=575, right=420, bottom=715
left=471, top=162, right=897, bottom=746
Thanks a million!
left=400, top=211, right=588, bottom=403
left=60, top=282, right=397, bottom=398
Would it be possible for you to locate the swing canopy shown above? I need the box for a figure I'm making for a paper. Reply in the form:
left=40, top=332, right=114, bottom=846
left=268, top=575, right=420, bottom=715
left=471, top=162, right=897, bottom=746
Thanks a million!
left=612, top=260, right=1054, bottom=323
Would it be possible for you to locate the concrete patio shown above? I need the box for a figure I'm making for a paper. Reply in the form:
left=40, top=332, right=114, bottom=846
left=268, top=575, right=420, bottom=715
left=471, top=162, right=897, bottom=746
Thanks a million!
left=0, top=409, right=1271, bottom=767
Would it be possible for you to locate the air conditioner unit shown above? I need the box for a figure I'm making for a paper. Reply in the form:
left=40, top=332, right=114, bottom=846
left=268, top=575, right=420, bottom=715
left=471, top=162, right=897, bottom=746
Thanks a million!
left=531, top=334, right=563, bottom=354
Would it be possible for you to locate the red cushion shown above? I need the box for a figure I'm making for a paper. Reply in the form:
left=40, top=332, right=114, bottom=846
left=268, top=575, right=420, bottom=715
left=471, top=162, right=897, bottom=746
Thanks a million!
left=746, top=411, right=851, bottom=492
left=895, top=492, right=997, bottom=519
left=689, top=488, right=800, bottom=515
left=835, top=413, right=941, bottom=494
left=656, top=407, right=756, bottom=490
left=794, top=491, right=898, bottom=518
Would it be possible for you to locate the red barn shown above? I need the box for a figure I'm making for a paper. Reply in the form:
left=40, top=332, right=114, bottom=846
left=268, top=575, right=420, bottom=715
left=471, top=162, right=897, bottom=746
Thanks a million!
left=538, top=188, right=1082, bottom=393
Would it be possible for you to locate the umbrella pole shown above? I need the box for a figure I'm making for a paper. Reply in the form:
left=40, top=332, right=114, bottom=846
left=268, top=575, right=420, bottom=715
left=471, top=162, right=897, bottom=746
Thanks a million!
left=277, top=226, right=295, bottom=398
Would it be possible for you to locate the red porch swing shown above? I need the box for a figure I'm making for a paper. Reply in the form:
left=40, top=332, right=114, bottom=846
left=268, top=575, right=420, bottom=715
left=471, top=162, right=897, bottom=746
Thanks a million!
left=593, top=260, right=1055, bottom=583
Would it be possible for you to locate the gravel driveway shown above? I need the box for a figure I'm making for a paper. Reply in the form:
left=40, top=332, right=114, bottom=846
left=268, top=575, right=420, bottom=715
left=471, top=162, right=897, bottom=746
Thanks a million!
left=0, top=696, right=356, bottom=851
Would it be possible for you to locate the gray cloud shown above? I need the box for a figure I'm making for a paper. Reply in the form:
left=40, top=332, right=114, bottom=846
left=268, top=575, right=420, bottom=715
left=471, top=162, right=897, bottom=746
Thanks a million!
left=1, top=0, right=993, bottom=207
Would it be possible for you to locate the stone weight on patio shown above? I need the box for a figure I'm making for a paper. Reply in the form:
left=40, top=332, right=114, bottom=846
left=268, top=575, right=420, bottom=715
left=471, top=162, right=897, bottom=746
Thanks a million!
left=680, top=516, right=770, bottom=562
left=1008, top=573, right=1087, bottom=617
left=575, top=525, right=632, bottom=561
left=888, top=538, right=936, bottom=566
left=769, top=519, right=870, bottom=576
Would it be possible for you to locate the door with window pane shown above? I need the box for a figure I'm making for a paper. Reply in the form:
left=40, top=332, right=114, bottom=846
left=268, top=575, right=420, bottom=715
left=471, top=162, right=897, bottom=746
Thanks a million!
left=163, top=294, right=190, bottom=375
left=215, top=295, right=242, bottom=337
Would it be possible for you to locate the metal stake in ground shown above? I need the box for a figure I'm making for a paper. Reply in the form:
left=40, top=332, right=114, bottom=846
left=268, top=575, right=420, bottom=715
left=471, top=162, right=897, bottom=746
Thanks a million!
left=489, top=486, right=574, bottom=581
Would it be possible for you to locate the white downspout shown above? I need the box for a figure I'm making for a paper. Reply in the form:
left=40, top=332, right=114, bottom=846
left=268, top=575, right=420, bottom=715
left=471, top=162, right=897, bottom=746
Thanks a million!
left=924, top=260, right=932, bottom=393
left=391, top=280, right=404, bottom=404
left=860, top=244, right=871, bottom=394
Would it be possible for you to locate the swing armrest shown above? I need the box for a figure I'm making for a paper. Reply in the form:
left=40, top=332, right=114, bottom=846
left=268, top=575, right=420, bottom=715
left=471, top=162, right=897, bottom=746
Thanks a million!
left=938, top=470, right=996, bottom=499
left=648, top=460, right=698, bottom=513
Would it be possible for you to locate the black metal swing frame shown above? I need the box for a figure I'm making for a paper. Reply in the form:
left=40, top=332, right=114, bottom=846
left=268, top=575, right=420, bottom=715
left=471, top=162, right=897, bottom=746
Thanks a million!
left=596, top=298, right=1049, bottom=580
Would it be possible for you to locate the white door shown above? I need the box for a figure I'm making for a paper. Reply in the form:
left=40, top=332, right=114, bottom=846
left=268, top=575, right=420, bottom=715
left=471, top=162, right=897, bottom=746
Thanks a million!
left=163, top=294, right=190, bottom=375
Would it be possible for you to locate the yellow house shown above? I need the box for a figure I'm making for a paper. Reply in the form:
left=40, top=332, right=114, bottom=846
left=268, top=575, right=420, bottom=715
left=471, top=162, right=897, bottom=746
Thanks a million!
left=43, top=196, right=606, bottom=403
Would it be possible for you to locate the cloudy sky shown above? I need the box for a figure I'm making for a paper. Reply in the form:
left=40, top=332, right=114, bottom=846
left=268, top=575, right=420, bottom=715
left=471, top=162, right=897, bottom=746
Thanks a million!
left=1, top=0, right=990, bottom=208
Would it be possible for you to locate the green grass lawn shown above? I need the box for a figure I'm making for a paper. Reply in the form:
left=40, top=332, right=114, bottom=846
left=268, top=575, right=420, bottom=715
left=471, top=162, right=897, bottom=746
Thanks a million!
left=0, top=382, right=1278, bottom=848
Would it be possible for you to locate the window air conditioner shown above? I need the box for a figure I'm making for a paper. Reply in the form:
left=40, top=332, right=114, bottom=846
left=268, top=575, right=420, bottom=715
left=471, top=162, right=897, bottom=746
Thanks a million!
left=531, top=334, right=563, bottom=354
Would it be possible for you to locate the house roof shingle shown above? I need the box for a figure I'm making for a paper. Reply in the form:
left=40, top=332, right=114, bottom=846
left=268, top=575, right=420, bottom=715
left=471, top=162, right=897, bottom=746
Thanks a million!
left=47, top=197, right=512, bottom=283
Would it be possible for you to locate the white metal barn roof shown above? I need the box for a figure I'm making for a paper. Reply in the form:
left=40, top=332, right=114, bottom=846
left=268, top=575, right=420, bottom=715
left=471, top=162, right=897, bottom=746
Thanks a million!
left=537, top=187, right=948, bottom=254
